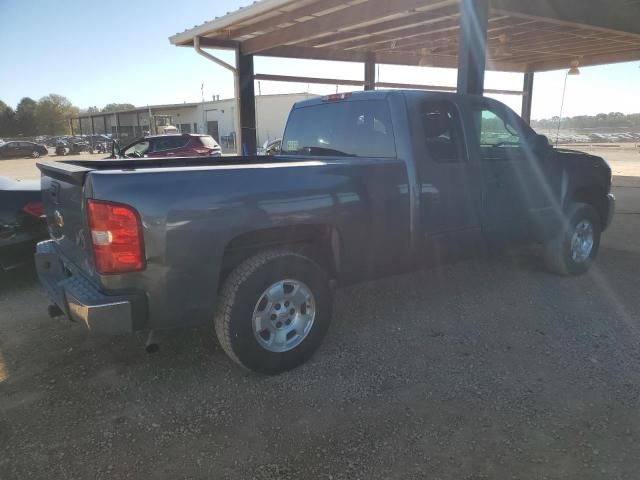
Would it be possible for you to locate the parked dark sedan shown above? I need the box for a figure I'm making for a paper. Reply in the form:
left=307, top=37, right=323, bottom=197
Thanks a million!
left=0, top=177, right=48, bottom=271
left=0, top=141, right=48, bottom=159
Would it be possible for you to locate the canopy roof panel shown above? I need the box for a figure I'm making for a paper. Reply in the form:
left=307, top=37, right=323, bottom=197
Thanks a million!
left=170, top=0, right=640, bottom=72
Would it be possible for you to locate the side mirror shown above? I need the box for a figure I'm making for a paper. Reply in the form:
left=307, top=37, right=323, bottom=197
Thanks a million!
left=530, top=134, right=551, bottom=153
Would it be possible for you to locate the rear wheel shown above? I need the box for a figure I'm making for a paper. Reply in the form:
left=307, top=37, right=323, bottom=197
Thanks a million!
left=544, top=203, right=601, bottom=275
left=214, top=249, right=332, bottom=374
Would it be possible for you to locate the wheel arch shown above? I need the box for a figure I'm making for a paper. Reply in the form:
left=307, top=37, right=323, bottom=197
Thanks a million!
left=568, top=185, right=608, bottom=227
left=218, top=224, right=343, bottom=291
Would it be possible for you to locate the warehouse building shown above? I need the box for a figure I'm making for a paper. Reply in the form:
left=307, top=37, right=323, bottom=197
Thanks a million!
left=74, top=92, right=317, bottom=149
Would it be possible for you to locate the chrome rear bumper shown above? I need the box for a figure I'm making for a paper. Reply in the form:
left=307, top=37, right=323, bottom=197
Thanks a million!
left=35, top=240, right=146, bottom=334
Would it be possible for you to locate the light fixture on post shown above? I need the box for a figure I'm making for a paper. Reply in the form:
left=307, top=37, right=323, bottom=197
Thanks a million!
left=568, top=59, right=581, bottom=75
left=494, top=33, right=511, bottom=57
left=418, top=47, right=431, bottom=67
left=556, top=59, right=581, bottom=145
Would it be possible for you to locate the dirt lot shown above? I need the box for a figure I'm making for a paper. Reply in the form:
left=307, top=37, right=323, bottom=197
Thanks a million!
left=1, top=146, right=640, bottom=479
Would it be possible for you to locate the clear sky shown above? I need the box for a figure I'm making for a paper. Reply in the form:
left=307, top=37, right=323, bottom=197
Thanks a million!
left=1, top=0, right=639, bottom=120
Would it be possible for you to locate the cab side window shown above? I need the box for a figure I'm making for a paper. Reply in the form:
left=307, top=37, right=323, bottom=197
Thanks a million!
left=474, top=106, right=526, bottom=161
left=281, top=100, right=396, bottom=158
left=421, top=102, right=465, bottom=163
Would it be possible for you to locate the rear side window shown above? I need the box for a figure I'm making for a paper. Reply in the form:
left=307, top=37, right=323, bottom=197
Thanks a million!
left=197, top=136, right=220, bottom=149
left=281, top=100, right=396, bottom=158
left=421, top=101, right=466, bottom=163
left=153, top=136, right=189, bottom=151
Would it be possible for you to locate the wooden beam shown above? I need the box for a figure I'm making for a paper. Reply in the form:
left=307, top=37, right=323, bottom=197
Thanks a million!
left=341, top=17, right=464, bottom=51
left=503, top=44, right=640, bottom=65
left=240, top=0, right=458, bottom=55
left=175, top=37, right=239, bottom=49
left=258, top=43, right=526, bottom=71
left=300, top=5, right=460, bottom=48
left=258, top=45, right=367, bottom=63
left=526, top=49, right=640, bottom=72
left=364, top=52, right=376, bottom=90
left=254, top=73, right=365, bottom=86
left=376, top=81, right=522, bottom=95
left=457, top=0, right=489, bottom=95
left=252, top=74, right=523, bottom=94
left=491, top=0, right=640, bottom=38
left=489, top=23, right=640, bottom=49
left=229, top=0, right=360, bottom=39
left=521, top=72, right=534, bottom=124
left=362, top=16, right=516, bottom=54
left=238, top=53, right=257, bottom=155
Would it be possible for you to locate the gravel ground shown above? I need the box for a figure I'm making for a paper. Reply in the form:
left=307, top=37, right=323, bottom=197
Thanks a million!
left=1, top=153, right=640, bottom=479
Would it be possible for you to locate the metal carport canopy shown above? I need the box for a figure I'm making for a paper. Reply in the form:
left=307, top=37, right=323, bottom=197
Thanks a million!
left=169, top=0, right=640, bottom=153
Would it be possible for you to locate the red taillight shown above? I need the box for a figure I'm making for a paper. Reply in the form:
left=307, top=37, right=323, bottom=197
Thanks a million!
left=22, top=201, right=45, bottom=218
left=87, top=199, right=145, bottom=274
left=322, top=92, right=352, bottom=102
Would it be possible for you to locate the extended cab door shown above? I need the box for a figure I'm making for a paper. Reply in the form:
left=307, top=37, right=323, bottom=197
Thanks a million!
left=412, top=98, right=483, bottom=261
left=468, top=98, right=558, bottom=245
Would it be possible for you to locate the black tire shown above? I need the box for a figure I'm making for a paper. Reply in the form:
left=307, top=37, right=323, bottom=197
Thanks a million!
left=214, top=249, right=333, bottom=374
left=544, top=202, right=601, bottom=276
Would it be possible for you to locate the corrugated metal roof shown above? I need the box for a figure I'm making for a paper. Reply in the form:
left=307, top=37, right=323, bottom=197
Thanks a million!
left=169, top=0, right=640, bottom=72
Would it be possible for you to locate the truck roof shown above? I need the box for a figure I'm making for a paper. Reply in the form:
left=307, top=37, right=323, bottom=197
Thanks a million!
left=293, top=89, right=466, bottom=109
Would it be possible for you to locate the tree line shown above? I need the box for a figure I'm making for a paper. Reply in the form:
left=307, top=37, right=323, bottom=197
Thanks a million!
left=532, top=112, right=640, bottom=130
left=0, top=96, right=135, bottom=138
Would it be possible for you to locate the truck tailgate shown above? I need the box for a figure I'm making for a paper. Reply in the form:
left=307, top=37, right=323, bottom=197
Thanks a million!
left=37, top=161, right=95, bottom=275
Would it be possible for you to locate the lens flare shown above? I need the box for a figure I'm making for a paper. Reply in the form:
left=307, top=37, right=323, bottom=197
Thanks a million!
left=0, top=351, right=8, bottom=383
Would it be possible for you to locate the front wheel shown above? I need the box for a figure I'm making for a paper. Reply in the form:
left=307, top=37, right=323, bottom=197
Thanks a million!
left=214, top=249, right=332, bottom=374
left=544, top=203, right=601, bottom=275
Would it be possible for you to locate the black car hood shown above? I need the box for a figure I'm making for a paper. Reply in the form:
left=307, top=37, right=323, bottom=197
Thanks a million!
left=553, top=148, right=612, bottom=187
left=554, top=148, right=609, bottom=167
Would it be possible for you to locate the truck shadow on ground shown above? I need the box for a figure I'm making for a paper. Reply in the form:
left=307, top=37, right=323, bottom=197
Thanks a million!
left=2, top=247, right=640, bottom=478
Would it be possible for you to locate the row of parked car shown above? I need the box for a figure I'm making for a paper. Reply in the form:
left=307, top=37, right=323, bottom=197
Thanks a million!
left=0, top=140, right=49, bottom=159
left=0, top=131, right=279, bottom=276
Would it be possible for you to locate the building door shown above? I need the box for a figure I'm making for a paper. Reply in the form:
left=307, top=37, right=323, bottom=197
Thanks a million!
left=179, top=123, right=191, bottom=133
left=207, top=121, right=219, bottom=141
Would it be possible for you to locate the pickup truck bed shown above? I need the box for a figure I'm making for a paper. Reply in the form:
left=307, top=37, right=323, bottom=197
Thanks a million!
left=35, top=90, right=615, bottom=373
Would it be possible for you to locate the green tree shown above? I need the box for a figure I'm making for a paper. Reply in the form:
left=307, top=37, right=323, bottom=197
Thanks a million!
left=0, top=100, right=16, bottom=137
left=36, top=94, right=78, bottom=135
left=102, top=103, right=135, bottom=113
left=15, top=97, right=38, bottom=136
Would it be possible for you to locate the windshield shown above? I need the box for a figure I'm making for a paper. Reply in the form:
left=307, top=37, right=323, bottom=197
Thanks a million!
left=123, top=140, right=149, bottom=156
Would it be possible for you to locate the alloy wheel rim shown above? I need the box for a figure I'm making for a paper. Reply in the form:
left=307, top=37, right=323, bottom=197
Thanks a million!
left=570, top=219, right=594, bottom=263
left=252, top=279, right=316, bottom=353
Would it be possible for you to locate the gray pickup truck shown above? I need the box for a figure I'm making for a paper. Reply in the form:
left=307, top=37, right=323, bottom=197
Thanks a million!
left=36, top=90, right=615, bottom=373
